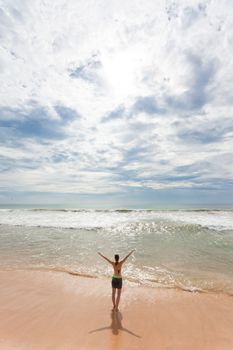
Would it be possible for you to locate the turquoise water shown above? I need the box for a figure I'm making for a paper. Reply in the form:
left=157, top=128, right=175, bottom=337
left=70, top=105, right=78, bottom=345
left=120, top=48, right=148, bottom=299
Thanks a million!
left=0, top=209, right=233, bottom=294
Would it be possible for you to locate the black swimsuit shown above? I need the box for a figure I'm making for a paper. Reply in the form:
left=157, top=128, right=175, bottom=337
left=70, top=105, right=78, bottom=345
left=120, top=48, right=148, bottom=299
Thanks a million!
left=112, top=276, right=122, bottom=289
left=111, top=265, right=122, bottom=289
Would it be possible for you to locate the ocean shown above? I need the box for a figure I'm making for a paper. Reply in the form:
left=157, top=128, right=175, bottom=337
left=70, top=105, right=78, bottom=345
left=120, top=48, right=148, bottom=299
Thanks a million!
left=0, top=209, right=233, bottom=295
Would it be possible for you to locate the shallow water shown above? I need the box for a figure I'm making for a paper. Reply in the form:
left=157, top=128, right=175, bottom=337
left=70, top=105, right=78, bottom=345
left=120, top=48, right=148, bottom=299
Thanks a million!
left=0, top=209, right=233, bottom=294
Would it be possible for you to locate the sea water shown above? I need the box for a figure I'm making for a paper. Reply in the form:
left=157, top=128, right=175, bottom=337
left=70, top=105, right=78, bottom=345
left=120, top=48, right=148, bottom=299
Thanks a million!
left=0, top=209, right=233, bottom=294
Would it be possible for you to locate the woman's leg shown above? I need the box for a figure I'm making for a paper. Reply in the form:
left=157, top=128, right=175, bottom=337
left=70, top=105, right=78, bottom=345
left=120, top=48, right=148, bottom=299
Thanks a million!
left=112, top=288, right=116, bottom=309
left=115, top=289, right=122, bottom=311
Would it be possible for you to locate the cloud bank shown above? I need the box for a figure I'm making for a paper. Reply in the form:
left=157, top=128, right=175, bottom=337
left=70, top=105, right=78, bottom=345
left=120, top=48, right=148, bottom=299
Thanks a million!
left=0, top=0, right=233, bottom=206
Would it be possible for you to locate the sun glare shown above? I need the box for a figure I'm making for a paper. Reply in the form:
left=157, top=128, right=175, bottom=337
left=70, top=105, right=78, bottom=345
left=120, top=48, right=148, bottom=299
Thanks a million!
left=102, top=50, right=141, bottom=98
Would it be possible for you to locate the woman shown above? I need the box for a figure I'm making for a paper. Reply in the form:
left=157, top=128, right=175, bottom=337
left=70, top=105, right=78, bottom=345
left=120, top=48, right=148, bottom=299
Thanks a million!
left=98, top=250, right=135, bottom=311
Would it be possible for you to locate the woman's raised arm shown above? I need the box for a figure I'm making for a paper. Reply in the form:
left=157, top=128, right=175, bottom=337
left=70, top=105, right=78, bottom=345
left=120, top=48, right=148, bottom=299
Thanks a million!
left=121, top=249, right=135, bottom=264
left=98, top=252, right=113, bottom=264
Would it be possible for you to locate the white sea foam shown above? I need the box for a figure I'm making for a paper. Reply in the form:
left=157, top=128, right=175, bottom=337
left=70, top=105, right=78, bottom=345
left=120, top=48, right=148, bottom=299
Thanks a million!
left=0, top=209, right=232, bottom=231
left=0, top=209, right=233, bottom=294
left=154, top=210, right=233, bottom=231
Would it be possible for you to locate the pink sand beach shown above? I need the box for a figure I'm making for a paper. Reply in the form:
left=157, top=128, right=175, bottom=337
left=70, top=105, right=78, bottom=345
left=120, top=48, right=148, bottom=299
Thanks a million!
left=0, top=269, right=233, bottom=350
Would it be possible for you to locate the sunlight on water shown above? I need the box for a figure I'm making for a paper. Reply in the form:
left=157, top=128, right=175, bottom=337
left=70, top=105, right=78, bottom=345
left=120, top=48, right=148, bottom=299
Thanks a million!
left=0, top=209, right=233, bottom=294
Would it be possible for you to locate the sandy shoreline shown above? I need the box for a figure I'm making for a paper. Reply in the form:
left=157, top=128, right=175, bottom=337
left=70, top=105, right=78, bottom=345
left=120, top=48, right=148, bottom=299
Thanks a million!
left=0, top=270, right=233, bottom=350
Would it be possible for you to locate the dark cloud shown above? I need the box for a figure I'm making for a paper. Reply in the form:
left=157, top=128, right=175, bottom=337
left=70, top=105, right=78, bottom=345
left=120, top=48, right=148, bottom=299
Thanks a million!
left=177, top=128, right=223, bottom=144
left=176, top=117, right=233, bottom=144
left=0, top=104, right=77, bottom=143
left=133, top=96, right=165, bottom=115
left=0, top=155, right=14, bottom=173
left=69, top=53, right=102, bottom=82
left=102, top=105, right=126, bottom=122
left=0, top=154, right=39, bottom=174
left=161, top=174, right=199, bottom=182
left=173, top=161, right=233, bottom=190
left=54, top=105, right=80, bottom=121
left=51, top=152, right=70, bottom=163
left=123, top=144, right=151, bottom=163
left=165, top=54, right=217, bottom=112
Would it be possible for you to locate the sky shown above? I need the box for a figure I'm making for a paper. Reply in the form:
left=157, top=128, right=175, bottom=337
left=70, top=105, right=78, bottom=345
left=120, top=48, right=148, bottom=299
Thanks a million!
left=0, top=0, right=233, bottom=209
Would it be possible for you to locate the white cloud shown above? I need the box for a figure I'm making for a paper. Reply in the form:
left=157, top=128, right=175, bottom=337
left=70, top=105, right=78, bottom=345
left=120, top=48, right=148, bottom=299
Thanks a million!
left=0, top=0, right=232, bottom=198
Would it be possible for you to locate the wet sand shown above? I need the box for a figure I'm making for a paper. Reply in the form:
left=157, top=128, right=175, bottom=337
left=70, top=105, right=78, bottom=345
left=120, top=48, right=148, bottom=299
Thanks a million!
left=0, top=270, right=233, bottom=350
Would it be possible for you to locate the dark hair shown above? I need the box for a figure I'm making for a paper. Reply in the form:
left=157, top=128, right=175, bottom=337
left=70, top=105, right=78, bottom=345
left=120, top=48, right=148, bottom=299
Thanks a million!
left=114, top=254, right=119, bottom=265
